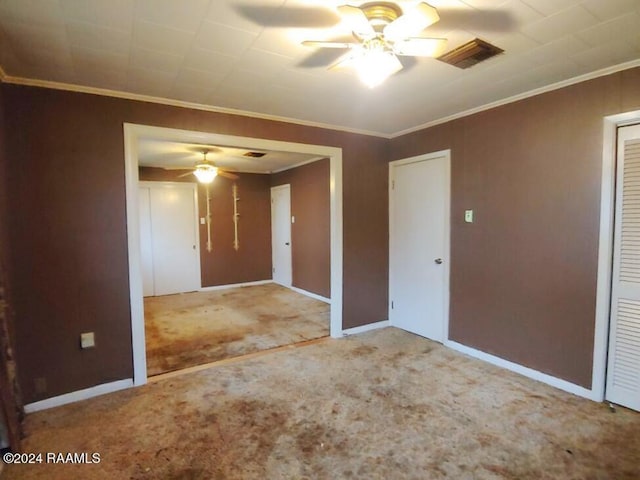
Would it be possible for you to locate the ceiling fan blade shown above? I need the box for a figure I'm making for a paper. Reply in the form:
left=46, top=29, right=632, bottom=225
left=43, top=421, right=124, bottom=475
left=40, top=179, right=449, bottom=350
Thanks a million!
left=384, top=2, right=440, bottom=42
left=162, top=166, right=195, bottom=171
left=177, top=171, right=195, bottom=178
left=393, top=38, right=447, bottom=57
left=218, top=170, right=239, bottom=180
left=337, top=5, right=375, bottom=38
left=302, top=40, right=356, bottom=49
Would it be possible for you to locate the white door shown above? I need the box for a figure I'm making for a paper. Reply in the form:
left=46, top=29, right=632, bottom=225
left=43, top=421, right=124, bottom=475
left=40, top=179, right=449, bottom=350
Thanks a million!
left=139, top=182, right=201, bottom=297
left=606, top=124, right=640, bottom=411
left=139, top=186, right=155, bottom=297
left=389, top=151, right=450, bottom=341
left=271, top=184, right=292, bottom=287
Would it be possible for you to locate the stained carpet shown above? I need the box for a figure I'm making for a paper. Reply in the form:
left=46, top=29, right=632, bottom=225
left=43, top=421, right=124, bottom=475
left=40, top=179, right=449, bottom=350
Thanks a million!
left=5, top=327, right=640, bottom=479
left=144, top=283, right=329, bottom=376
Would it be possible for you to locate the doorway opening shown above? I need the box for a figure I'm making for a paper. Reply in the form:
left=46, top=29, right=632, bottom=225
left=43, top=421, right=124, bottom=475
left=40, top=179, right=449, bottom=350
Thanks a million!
left=124, top=124, right=343, bottom=384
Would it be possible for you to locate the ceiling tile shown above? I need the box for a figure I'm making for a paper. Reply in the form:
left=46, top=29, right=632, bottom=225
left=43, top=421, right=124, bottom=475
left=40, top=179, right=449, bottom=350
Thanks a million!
left=571, top=38, right=640, bottom=70
left=236, top=48, right=293, bottom=77
left=59, top=0, right=134, bottom=31
left=522, top=5, right=599, bottom=43
left=495, top=0, right=545, bottom=25
left=182, top=48, right=237, bottom=75
left=491, top=32, right=542, bottom=54
left=127, top=66, right=177, bottom=97
left=130, top=47, right=184, bottom=73
left=522, top=34, right=591, bottom=65
left=174, top=68, right=226, bottom=90
left=71, top=45, right=128, bottom=72
left=520, top=0, right=582, bottom=16
left=194, top=20, right=258, bottom=56
left=581, top=0, right=640, bottom=22
left=169, top=84, right=213, bottom=104
left=132, top=20, right=195, bottom=56
left=134, top=0, right=210, bottom=33
left=0, top=0, right=64, bottom=27
left=574, top=12, right=640, bottom=48
left=205, top=0, right=284, bottom=35
left=66, top=21, right=131, bottom=55
left=251, top=29, right=306, bottom=58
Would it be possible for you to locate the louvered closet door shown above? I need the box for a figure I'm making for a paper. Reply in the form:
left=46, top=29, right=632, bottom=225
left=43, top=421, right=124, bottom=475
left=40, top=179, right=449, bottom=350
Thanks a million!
left=607, top=124, right=640, bottom=411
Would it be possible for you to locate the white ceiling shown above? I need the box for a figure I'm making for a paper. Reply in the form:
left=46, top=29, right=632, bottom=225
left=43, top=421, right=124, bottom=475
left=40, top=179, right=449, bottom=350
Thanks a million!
left=0, top=0, right=639, bottom=137
left=137, top=138, right=322, bottom=173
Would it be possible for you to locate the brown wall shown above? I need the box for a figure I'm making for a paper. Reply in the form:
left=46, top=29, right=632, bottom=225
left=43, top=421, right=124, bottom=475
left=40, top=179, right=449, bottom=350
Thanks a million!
left=139, top=167, right=272, bottom=287
left=271, top=159, right=331, bottom=298
left=390, top=67, right=640, bottom=388
left=2, top=83, right=389, bottom=403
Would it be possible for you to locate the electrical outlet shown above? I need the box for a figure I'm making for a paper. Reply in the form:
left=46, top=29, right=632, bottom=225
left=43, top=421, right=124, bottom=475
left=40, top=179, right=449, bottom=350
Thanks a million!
left=80, top=332, right=95, bottom=349
left=465, top=210, right=474, bottom=223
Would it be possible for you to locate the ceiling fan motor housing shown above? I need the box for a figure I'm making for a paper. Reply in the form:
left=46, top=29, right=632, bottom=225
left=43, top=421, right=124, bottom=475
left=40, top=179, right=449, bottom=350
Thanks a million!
left=361, top=2, right=402, bottom=31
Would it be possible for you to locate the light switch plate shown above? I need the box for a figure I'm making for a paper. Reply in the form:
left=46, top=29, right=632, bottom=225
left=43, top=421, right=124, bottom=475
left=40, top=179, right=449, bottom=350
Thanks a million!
left=80, top=332, right=95, bottom=349
left=465, top=210, right=474, bottom=223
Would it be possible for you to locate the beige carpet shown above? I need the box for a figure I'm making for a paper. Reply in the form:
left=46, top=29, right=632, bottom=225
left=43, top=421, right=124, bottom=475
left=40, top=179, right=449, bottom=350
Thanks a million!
left=144, top=283, right=330, bottom=376
left=5, top=327, right=640, bottom=479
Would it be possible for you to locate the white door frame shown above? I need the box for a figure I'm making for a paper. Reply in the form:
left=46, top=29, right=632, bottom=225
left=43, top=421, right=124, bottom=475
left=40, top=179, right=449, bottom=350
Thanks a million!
left=139, top=181, right=201, bottom=296
left=388, top=150, right=451, bottom=342
left=270, top=184, right=292, bottom=287
left=124, top=123, right=343, bottom=386
left=593, top=110, right=640, bottom=402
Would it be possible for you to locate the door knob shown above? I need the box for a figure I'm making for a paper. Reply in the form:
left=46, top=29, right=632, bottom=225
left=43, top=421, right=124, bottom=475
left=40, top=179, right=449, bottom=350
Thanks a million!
left=434, top=258, right=443, bottom=264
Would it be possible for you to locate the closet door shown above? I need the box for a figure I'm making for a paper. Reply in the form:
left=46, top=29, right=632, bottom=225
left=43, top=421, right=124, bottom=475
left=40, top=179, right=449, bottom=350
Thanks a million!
left=606, top=124, right=640, bottom=411
left=139, top=182, right=201, bottom=297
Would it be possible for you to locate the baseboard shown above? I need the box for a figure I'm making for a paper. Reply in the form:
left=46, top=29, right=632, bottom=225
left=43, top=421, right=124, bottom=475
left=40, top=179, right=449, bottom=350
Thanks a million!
left=342, top=320, right=390, bottom=336
left=199, top=280, right=272, bottom=292
left=445, top=340, right=597, bottom=401
left=287, top=285, right=331, bottom=304
left=24, top=379, right=134, bottom=413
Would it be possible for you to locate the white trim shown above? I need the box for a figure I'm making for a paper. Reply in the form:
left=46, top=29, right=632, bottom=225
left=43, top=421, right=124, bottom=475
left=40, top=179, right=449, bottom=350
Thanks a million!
left=342, top=320, right=390, bottom=336
left=288, top=285, right=331, bottom=304
left=124, top=124, right=344, bottom=384
left=24, top=379, right=133, bottom=413
left=199, top=280, right=273, bottom=292
left=596, top=111, right=640, bottom=404
left=271, top=155, right=327, bottom=174
left=390, top=59, right=640, bottom=139
left=445, top=340, right=597, bottom=400
left=388, top=150, right=451, bottom=343
left=2, top=74, right=384, bottom=139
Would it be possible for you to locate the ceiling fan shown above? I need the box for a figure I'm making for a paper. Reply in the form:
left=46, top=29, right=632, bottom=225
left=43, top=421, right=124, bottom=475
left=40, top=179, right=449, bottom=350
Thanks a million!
left=176, top=150, right=239, bottom=184
left=301, top=2, right=447, bottom=87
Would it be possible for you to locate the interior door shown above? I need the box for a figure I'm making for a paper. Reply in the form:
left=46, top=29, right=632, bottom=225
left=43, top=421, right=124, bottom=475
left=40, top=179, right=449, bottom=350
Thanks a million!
left=606, top=124, right=640, bottom=411
left=389, top=152, right=450, bottom=341
left=140, top=182, right=201, bottom=297
left=271, top=184, right=292, bottom=287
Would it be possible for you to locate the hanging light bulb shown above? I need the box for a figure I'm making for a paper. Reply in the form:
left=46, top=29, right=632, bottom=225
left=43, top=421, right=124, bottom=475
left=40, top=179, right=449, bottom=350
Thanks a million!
left=193, top=164, right=218, bottom=183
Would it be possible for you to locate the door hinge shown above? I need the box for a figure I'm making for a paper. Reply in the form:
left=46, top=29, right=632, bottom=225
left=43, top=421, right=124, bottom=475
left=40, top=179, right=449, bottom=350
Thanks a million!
left=391, top=301, right=394, bottom=309
left=272, top=267, right=275, bottom=273
left=392, top=180, right=395, bottom=190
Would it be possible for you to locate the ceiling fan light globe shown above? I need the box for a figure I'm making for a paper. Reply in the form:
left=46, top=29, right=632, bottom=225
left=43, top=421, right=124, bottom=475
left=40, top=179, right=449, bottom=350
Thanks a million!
left=354, top=48, right=402, bottom=88
left=193, top=165, right=218, bottom=183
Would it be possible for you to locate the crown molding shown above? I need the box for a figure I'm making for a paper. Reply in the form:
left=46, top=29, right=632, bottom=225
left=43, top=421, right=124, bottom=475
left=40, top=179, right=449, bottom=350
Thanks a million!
left=2, top=58, right=640, bottom=140
left=390, top=58, right=640, bottom=139
left=0, top=73, right=390, bottom=139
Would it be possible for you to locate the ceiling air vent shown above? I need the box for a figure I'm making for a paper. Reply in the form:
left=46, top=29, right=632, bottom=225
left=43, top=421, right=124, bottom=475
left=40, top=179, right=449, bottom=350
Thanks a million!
left=437, top=38, right=503, bottom=69
left=243, top=151, right=266, bottom=158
